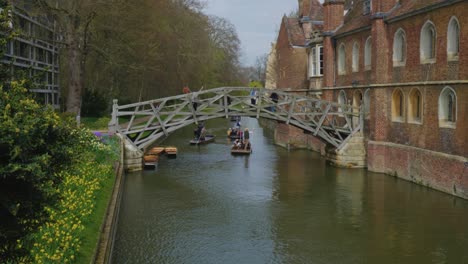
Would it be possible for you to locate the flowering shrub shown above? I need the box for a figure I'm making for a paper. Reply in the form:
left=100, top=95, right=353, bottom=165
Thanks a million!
left=1, top=81, right=120, bottom=262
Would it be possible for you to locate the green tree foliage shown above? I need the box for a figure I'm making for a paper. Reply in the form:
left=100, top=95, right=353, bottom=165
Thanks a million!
left=2, top=0, right=249, bottom=116
left=0, top=82, right=82, bottom=259
left=33, top=0, right=245, bottom=115
left=85, top=0, right=244, bottom=105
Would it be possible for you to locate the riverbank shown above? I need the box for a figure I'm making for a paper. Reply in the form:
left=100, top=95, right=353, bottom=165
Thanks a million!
left=16, top=133, right=120, bottom=263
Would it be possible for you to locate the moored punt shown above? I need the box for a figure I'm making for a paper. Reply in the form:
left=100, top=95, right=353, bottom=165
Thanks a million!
left=143, top=154, right=159, bottom=168
left=189, top=135, right=216, bottom=145
left=147, top=147, right=165, bottom=155
left=164, top=147, right=178, bottom=157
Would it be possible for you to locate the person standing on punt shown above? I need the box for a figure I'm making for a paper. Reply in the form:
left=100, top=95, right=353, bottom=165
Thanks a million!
left=243, top=128, right=250, bottom=150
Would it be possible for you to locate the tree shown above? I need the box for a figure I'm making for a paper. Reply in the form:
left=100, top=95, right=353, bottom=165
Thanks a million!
left=33, top=0, right=102, bottom=114
left=253, top=54, right=268, bottom=86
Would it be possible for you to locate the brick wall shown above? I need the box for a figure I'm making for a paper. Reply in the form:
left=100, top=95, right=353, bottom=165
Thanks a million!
left=368, top=141, right=468, bottom=200
left=334, top=30, right=374, bottom=87
left=276, top=20, right=309, bottom=89
left=275, top=122, right=327, bottom=153
left=386, top=3, right=468, bottom=83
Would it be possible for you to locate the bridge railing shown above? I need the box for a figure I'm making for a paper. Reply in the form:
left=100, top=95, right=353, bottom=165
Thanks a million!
left=109, top=87, right=363, bottom=151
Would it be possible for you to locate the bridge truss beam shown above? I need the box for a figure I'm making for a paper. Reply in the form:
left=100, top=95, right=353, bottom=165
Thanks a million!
left=109, top=87, right=363, bottom=152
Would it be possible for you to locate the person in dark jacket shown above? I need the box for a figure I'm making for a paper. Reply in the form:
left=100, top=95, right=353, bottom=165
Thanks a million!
left=243, top=128, right=250, bottom=150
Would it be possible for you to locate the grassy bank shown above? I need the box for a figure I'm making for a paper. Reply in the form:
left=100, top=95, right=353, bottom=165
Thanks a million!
left=17, top=132, right=120, bottom=263
left=81, top=117, right=111, bottom=131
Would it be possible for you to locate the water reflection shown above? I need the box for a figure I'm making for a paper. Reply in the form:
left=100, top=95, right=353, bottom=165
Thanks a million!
left=113, top=118, right=468, bottom=264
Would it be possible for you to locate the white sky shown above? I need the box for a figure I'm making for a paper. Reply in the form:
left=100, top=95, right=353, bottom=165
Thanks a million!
left=203, top=0, right=298, bottom=66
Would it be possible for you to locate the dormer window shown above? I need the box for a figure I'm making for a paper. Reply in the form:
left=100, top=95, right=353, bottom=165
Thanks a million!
left=363, top=0, right=371, bottom=15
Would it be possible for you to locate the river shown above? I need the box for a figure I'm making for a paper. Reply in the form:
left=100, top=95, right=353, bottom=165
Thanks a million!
left=113, top=118, right=468, bottom=264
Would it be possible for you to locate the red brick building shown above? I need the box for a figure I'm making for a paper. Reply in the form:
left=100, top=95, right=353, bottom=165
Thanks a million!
left=321, top=0, right=468, bottom=199
left=275, top=0, right=324, bottom=92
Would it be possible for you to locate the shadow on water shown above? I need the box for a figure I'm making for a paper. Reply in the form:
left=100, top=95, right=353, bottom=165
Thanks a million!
left=113, top=118, right=468, bottom=264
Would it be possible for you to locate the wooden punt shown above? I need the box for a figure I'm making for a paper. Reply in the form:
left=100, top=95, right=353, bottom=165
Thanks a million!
left=147, top=147, right=165, bottom=155
left=164, top=147, right=178, bottom=157
left=143, top=154, right=159, bottom=168
left=189, top=135, right=216, bottom=145
left=231, top=145, right=252, bottom=155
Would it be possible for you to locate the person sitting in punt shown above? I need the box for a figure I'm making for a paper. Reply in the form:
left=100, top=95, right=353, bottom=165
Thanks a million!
left=233, top=139, right=241, bottom=149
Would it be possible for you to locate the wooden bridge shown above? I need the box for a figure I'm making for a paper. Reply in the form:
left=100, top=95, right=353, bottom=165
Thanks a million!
left=109, top=87, right=364, bottom=153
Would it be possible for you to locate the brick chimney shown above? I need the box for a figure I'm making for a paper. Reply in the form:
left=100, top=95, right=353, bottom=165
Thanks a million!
left=300, top=0, right=311, bottom=18
left=323, top=0, right=345, bottom=87
left=372, top=0, right=396, bottom=14
left=323, top=0, right=345, bottom=32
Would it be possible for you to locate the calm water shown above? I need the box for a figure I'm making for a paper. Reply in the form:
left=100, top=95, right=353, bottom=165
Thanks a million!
left=113, top=118, right=468, bottom=264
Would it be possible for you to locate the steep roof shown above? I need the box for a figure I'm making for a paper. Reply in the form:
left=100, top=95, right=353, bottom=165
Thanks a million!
left=306, top=0, right=324, bottom=21
left=334, top=0, right=453, bottom=37
left=284, top=17, right=306, bottom=46
left=335, top=0, right=372, bottom=36
left=387, top=0, right=449, bottom=20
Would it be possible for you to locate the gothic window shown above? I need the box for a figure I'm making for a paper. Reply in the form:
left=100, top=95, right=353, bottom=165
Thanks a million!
left=393, top=29, right=406, bottom=66
left=364, top=37, right=372, bottom=69
left=352, top=42, right=359, bottom=72
left=338, top=44, right=346, bottom=75
left=392, top=89, right=404, bottom=122
left=420, top=21, right=437, bottom=62
left=447, top=17, right=460, bottom=60
left=439, top=87, right=457, bottom=127
left=408, top=88, right=423, bottom=123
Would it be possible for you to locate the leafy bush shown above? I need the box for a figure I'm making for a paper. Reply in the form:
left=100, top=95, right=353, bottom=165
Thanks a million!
left=0, top=81, right=118, bottom=261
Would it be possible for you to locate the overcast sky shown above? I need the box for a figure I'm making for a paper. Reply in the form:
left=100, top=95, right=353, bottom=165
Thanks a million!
left=203, top=0, right=298, bottom=66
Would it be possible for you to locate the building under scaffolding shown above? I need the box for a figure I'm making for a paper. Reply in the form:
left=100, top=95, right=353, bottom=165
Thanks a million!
left=2, top=2, right=60, bottom=109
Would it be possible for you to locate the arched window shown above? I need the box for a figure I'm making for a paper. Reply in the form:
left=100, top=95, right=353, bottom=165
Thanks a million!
left=352, top=42, right=359, bottom=72
left=393, top=29, right=406, bottom=65
left=364, top=37, right=372, bottom=69
left=338, top=44, right=346, bottom=75
left=447, top=17, right=460, bottom=60
left=420, top=21, right=437, bottom=62
left=439, top=87, right=457, bottom=126
left=408, top=88, right=423, bottom=123
left=392, top=89, right=404, bottom=122
left=363, top=89, right=370, bottom=119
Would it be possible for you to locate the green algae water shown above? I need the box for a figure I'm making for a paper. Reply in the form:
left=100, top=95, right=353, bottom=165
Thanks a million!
left=113, top=118, right=468, bottom=264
